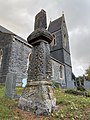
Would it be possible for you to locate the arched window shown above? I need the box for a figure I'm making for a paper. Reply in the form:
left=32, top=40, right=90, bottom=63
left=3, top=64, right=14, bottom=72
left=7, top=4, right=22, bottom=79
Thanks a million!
left=27, top=53, right=31, bottom=71
left=64, top=34, right=67, bottom=47
left=51, top=34, right=56, bottom=46
left=0, top=49, right=3, bottom=67
left=51, top=63, right=54, bottom=78
left=59, top=65, right=63, bottom=79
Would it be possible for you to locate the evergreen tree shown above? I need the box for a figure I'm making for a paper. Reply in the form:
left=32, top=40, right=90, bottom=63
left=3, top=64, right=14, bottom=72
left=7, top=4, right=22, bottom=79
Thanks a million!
left=85, top=66, right=90, bottom=80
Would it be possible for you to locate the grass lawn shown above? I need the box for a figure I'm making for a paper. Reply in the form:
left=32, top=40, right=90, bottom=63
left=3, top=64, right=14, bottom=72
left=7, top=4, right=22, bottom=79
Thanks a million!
left=0, top=85, right=22, bottom=120
left=0, top=85, right=90, bottom=120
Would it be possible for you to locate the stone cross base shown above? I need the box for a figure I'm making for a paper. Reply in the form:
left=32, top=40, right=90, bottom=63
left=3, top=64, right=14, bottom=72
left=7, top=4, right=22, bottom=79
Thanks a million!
left=18, top=80, right=56, bottom=115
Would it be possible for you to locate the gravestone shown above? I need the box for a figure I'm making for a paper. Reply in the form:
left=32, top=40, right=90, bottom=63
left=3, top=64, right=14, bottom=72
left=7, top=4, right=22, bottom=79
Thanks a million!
left=5, top=73, right=16, bottom=98
left=18, top=9, right=56, bottom=115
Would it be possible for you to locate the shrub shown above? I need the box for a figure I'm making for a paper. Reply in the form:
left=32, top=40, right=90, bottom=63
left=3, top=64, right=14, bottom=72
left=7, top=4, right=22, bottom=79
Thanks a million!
left=77, top=86, right=86, bottom=91
left=52, top=81, right=61, bottom=88
left=65, top=89, right=85, bottom=96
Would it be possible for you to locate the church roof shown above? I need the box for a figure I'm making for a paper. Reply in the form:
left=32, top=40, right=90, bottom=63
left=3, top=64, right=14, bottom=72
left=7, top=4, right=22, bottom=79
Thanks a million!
left=0, top=25, right=14, bottom=34
left=0, top=25, right=31, bottom=47
left=48, top=16, right=62, bottom=33
left=51, top=56, right=64, bottom=65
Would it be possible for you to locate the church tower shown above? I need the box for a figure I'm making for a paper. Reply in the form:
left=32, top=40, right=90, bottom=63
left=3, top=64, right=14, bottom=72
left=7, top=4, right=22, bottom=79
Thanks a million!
left=48, top=14, right=74, bottom=88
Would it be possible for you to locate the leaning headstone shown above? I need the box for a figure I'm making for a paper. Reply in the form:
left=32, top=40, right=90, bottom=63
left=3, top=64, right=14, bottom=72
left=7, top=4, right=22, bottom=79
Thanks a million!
left=18, top=9, right=56, bottom=115
left=5, top=73, right=16, bottom=98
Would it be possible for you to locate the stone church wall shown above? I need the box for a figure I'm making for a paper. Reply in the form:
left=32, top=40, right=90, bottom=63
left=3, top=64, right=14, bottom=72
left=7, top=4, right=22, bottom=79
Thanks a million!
left=65, top=64, right=74, bottom=88
left=0, top=32, right=12, bottom=83
left=8, top=36, right=31, bottom=86
left=0, top=32, right=31, bottom=85
left=51, top=58, right=66, bottom=88
left=63, top=50, right=71, bottom=66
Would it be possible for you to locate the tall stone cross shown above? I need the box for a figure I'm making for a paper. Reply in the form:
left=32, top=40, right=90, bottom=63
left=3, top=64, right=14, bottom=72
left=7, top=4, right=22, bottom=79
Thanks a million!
left=18, top=9, right=56, bottom=115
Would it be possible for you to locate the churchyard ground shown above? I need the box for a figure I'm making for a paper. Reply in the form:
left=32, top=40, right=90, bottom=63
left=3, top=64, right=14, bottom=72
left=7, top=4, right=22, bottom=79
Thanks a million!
left=1, top=84, right=90, bottom=120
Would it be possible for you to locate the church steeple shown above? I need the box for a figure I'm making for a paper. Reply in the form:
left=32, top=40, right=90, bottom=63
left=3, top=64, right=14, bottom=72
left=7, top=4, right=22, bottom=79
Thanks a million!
left=48, top=14, right=71, bottom=65
left=48, top=13, right=72, bottom=88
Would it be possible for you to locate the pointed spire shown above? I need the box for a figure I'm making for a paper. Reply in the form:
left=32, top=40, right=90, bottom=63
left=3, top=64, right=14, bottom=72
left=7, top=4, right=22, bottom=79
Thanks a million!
left=61, top=11, right=65, bottom=23
left=50, top=18, right=52, bottom=23
left=62, top=11, right=64, bottom=16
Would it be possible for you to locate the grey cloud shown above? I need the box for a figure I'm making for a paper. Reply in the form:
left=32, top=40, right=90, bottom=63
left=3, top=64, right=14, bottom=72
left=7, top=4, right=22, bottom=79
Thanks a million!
left=70, top=27, right=90, bottom=60
left=0, top=0, right=57, bottom=38
left=69, top=26, right=90, bottom=76
left=55, top=0, right=90, bottom=30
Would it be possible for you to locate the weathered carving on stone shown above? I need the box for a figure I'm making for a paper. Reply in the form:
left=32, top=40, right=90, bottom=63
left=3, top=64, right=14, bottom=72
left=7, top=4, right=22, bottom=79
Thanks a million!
left=28, top=41, right=52, bottom=81
left=34, top=9, right=47, bottom=30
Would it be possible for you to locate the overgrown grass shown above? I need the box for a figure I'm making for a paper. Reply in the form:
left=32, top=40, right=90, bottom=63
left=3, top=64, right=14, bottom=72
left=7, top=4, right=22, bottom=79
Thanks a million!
left=0, top=84, right=22, bottom=120
left=51, top=88, right=90, bottom=120
left=1, top=85, right=90, bottom=119
left=16, top=86, right=23, bottom=95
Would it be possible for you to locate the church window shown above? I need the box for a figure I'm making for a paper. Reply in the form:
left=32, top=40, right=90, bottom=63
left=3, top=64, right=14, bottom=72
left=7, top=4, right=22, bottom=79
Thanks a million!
left=63, top=20, right=65, bottom=23
left=0, top=49, right=3, bottom=67
left=51, top=34, right=56, bottom=46
left=59, top=65, right=63, bottom=79
left=27, top=53, right=31, bottom=71
left=64, top=34, right=67, bottom=47
left=52, top=65, right=54, bottom=77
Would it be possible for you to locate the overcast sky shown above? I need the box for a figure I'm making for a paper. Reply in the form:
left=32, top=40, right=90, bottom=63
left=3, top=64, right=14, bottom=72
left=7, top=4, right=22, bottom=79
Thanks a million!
left=0, top=0, right=90, bottom=77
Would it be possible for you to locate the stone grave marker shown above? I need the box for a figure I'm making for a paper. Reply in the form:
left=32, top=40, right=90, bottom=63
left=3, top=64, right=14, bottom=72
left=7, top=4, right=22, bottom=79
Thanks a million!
left=5, top=73, right=16, bottom=98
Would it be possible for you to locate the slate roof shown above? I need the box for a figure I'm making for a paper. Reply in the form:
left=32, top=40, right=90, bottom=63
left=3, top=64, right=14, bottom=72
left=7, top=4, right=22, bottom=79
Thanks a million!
left=0, top=25, right=14, bottom=34
left=48, top=16, right=62, bottom=33
left=0, top=25, right=32, bottom=47
left=51, top=56, right=64, bottom=65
